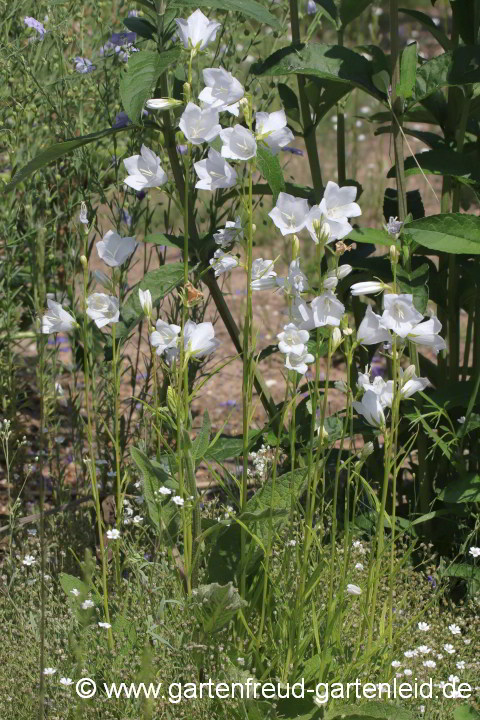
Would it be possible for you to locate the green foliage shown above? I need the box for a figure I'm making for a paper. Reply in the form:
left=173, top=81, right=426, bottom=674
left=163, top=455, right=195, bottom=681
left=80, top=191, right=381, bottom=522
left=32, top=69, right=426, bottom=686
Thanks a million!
left=192, top=582, right=247, bottom=633
left=256, top=145, right=286, bottom=203
left=120, top=49, right=181, bottom=122
left=403, top=214, right=480, bottom=254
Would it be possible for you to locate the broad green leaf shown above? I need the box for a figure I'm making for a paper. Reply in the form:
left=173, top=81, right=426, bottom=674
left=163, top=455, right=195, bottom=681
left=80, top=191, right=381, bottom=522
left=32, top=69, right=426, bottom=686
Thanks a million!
left=312, top=0, right=337, bottom=26
left=192, top=410, right=211, bottom=462
left=388, top=150, right=480, bottom=186
left=454, top=706, right=480, bottom=720
left=409, top=47, right=480, bottom=107
left=399, top=8, right=452, bottom=50
left=4, top=127, right=130, bottom=192
left=252, top=43, right=382, bottom=100
left=205, top=432, right=262, bottom=462
left=346, top=227, right=399, bottom=248
left=119, top=49, right=181, bottom=122
left=397, top=42, right=417, bottom=99
left=277, top=83, right=300, bottom=125
left=117, top=262, right=186, bottom=337
left=192, top=582, right=247, bottom=633
left=59, top=573, right=89, bottom=599
left=168, top=0, right=281, bottom=29
left=396, top=262, right=429, bottom=313
left=438, top=474, right=480, bottom=503
left=374, top=125, right=446, bottom=151
left=403, top=214, right=480, bottom=254
left=304, top=77, right=352, bottom=122
left=442, top=563, right=480, bottom=581
left=256, top=144, right=285, bottom=203
left=142, top=233, right=184, bottom=249
left=340, top=0, right=372, bottom=27
left=123, top=16, right=157, bottom=39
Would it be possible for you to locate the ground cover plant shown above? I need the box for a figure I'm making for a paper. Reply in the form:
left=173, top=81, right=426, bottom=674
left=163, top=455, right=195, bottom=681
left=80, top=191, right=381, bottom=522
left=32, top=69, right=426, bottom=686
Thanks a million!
left=1, top=0, right=480, bottom=719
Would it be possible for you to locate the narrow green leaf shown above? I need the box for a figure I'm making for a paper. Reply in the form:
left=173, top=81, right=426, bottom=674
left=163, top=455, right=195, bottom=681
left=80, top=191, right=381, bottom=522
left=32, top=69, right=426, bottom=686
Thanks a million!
left=119, top=48, right=181, bottom=122
left=4, top=127, right=130, bottom=192
left=313, top=0, right=337, bottom=25
left=340, top=0, right=373, bottom=27
left=142, top=233, right=184, bottom=249
left=256, top=144, right=285, bottom=203
left=252, top=43, right=382, bottom=100
left=192, top=411, right=211, bottom=462
left=168, top=0, right=281, bottom=29
left=397, top=42, right=417, bottom=99
left=346, top=227, right=399, bottom=248
left=403, top=214, right=480, bottom=254
left=388, top=150, right=480, bottom=186
left=399, top=8, right=452, bottom=50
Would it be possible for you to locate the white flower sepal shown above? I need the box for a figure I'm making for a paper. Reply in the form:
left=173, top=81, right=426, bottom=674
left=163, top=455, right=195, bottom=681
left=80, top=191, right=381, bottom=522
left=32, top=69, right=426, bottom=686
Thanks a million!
left=96, top=230, right=138, bottom=267
left=86, top=294, right=120, bottom=328
left=174, top=9, right=221, bottom=52
left=123, top=145, right=167, bottom=191
left=42, top=299, right=77, bottom=334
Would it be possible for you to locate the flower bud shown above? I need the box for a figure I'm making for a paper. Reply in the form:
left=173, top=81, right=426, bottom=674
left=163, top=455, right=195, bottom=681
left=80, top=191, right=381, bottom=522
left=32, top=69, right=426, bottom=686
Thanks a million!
left=390, top=244, right=400, bottom=264
left=139, top=288, right=152, bottom=316
left=323, top=276, right=338, bottom=291
left=350, top=281, right=384, bottom=296
left=145, top=97, right=183, bottom=111
left=402, top=364, right=416, bottom=383
left=292, top=234, right=300, bottom=259
left=80, top=255, right=88, bottom=269
left=332, top=327, right=342, bottom=352
left=359, top=441, right=374, bottom=459
left=79, top=201, right=88, bottom=225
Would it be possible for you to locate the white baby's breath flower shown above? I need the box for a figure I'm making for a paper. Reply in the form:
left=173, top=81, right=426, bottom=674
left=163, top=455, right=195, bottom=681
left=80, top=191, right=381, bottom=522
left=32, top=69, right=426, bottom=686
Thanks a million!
left=23, top=555, right=36, bottom=566
left=469, top=546, right=480, bottom=558
left=456, top=660, right=466, bottom=670
left=418, top=622, right=430, bottom=632
left=423, top=660, right=436, bottom=668
left=98, top=622, right=112, bottom=629
left=60, top=677, right=74, bottom=686
left=43, top=668, right=57, bottom=676
left=417, top=645, right=431, bottom=654
left=106, top=529, right=121, bottom=540
left=158, top=486, right=172, bottom=495
left=444, top=643, right=455, bottom=654
left=171, top=495, right=185, bottom=506
left=81, top=599, right=94, bottom=609
left=70, top=588, right=80, bottom=597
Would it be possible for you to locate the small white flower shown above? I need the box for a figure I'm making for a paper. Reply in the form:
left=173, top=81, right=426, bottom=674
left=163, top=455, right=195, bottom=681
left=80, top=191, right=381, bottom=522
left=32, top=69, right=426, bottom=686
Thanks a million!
left=123, top=145, right=167, bottom=191
left=214, top=218, right=243, bottom=248
left=357, top=305, right=391, bottom=346
left=268, top=192, right=309, bottom=236
left=174, top=9, right=221, bottom=51
left=417, top=645, right=431, bottom=654
left=133, top=515, right=143, bottom=524
left=237, top=657, right=245, bottom=666
left=400, top=368, right=430, bottom=399
left=353, top=390, right=385, bottom=428
left=171, top=495, right=185, bottom=506
left=382, top=294, right=424, bottom=338
left=468, top=546, right=480, bottom=558
left=70, top=588, right=80, bottom=597
left=184, top=320, right=219, bottom=357
left=350, top=281, right=385, bottom=297
left=277, top=259, right=309, bottom=296
left=139, top=288, right=152, bottom=316
left=23, top=555, right=36, bottom=566
left=251, top=258, right=277, bottom=290
left=158, top=486, right=172, bottom=495
left=209, top=249, right=239, bottom=277
left=179, top=102, right=221, bottom=145
left=277, top=323, right=309, bottom=355
left=355, top=562, right=364, bottom=570
left=150, top=319, right=181, bottom=356
left=444, top=644, right=455, bottom=654
left=98, top=622, right=112, bottom=629
left=86, top=293, right=119, bottom=328
left=220, top=125, right=257, bottom=160
left=106, top=529, right=121, bottom=540
left=404, top=669, right=413, bottom=676
left=346, top=583, right=362, bottom=595
left=194, top=148, right=237, bottom=190
left=285, top=348, right=314, bottom=376
left=198, top=67, right=244, bottom=115
left=81, top=599, right=94, bottom=609
left=407, top=315, right=446, bottom=354
left=255, top=109, right=294, bottom=155
left=96, top=230, right=137, bottom=267
left=60, top=677, right=73, bottom=686
left=449, top=675, right=460, bottom=684
left=423, top=660, right=436, bottom=668
left=41, top=299, right=77, bottom=334
left=391, top=660, right=401, bottom=668
left=328, top=264, right=352, bottom=280
left=404, top=650, right=418, bottom=658
left=456, top=660, right=466, bottom=670
left=463, top=638, right=471, bottom=645
left=418, top=622, right=430, bottom=632
left=43, top=668, right=57, bottom=676
left=79, top=202, right=89, bottom=224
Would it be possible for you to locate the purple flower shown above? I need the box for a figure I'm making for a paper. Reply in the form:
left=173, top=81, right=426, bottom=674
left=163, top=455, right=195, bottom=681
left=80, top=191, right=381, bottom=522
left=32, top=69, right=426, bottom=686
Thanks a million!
left=427, top=575, right=437, bottom=588
left=121, top=209, right=133, bottom=227
left=128, top=10, right=139, bottom=17
left=74, top=57, right=96, bottom=74
left=177, top=144, right=188, bottom=156
left=109, top=31, right=137, bottom=45
left=136, top=190, right=146, bottom=201
left=307, top=0, right=317, bottom=14
left=220, top=400, right=237, bottom=407
left=24, top=16, right=46, bottom=36
left=282, top=146, right=304, bottom=156
left=112, top=111, right=131, bottom=129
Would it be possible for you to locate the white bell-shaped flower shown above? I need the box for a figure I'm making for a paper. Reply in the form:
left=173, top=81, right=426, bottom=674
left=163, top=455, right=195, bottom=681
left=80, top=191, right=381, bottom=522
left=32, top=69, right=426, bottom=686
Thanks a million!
left=123, top=145, right=167, bottom=191
left=268, top=192, right=309, bottom=236
left=250, top=258, right=277, bottom=290
left=407, top=315, right=446, bottom=355
left=174, top=9, right=221, bottom=51
left=209, top=249, right=239, bottom=277
left=255, top=109, right=294, bottom=155
left=353, top=389, right=385, bottom=428
left=183, top=320, right=219, bottom=357
left=285, top=348, right=315, bottom=375
left=86, top=293, right=120, bottom=328
left=277, top=323, right=309, bottom=355
left=214, top=218, right=243, bottom=248
left=194, top=148, right=237, bottom=190
left=150, top=319, right=181, bottom=355
left=96, top=230, right=138, bottom=267
left=198, top=67, right=244, bottom=115
left=357, top=305, right=391, bottom=345
left=381, top=294, right=424, bottom=338
left=220, top=125, right=257, bottom=160
left=179, top=103, right=221, bottom=145
left=41, top=299, right=77, bottom=334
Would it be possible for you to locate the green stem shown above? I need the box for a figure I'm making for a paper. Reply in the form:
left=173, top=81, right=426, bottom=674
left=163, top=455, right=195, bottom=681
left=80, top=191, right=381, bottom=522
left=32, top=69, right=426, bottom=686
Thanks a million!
left=336, top=28, right=346, bottom=185
left=390, top=0, right=407, bottom=221
left=112, top=321, right=122, bottom=586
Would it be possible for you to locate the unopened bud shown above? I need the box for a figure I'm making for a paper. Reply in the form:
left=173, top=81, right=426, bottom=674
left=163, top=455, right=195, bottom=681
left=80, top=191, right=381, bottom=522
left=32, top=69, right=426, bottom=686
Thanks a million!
left=332, top=327, right=342, bottom=352
left=402, top=364, right=416, bottom=382
left=359, top=441, right=374, bottom=459
left=292, top=234, right=300, bottom=259
left=390, top=244, right=400, bottom=264
left=146, top=97, right=183, bottom=111
left=334, top=380, right=348, bottom=393
left=80, top=255, right=88, bottom=269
